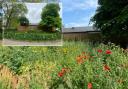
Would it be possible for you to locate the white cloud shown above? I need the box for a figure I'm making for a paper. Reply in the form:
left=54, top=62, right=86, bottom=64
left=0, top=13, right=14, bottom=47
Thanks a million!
left=63, top=0, right=98, bottom=12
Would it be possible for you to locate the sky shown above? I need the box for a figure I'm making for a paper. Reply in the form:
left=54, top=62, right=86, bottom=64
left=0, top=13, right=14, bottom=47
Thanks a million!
left=62, top=0, right=98, bottom=28
left=26, top=0, right=98, bottom=27
left=25, top=3, right=62, bottom=25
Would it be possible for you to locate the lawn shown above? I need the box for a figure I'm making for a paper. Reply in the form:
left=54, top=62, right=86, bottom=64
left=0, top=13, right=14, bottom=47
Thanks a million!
left=0, top=41, right=128, bottom=89
left=4, top=30, right=62, bottom=41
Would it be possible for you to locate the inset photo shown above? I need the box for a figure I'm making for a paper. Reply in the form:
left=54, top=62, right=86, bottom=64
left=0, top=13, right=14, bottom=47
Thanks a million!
left=0, top=2, right=3, bottom=45
left=3, top=1, right=63, bottom=46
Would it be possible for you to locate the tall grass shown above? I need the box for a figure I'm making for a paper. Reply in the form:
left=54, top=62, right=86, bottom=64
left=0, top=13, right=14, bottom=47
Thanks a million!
left=0, top=41, right=127, bottom=89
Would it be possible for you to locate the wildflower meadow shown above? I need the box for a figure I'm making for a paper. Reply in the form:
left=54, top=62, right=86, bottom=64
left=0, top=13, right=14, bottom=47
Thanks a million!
left=0, top=41, right=128, bottom=89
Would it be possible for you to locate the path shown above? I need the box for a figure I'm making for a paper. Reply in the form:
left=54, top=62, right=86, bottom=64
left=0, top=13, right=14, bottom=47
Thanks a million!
left=3, top=39, right=63, bottom=46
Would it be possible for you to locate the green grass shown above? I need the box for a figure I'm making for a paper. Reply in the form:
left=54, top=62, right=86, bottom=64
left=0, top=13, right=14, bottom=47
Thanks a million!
left=0, top=41, right=128, bottom=89
left=4, top=30, right=61, bottom=41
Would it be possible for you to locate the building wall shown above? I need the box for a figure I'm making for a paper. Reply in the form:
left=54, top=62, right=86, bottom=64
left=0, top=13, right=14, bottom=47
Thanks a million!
left=63, top=32, right=102, bottom=41
left=18, top=25, right=38, bottom=32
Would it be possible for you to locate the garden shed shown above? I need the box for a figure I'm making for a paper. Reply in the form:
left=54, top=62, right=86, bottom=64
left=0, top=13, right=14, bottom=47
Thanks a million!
left=62, top=26, right=101, bottom=41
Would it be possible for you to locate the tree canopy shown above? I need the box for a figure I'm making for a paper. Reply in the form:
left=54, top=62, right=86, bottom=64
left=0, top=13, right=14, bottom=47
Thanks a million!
left=91, top=0, right=128, bottom=44
left=39, top=3, right=62, bottom=32
left=2, top=0, right=27, bottom=29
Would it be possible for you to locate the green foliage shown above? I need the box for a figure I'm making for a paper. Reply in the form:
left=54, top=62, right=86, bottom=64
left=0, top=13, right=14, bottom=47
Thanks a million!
left=4, top=30, right=61, bottom=41
left=19, top=16, right=29, bottom=26
left=2, top=1, right=28, bottom=29
left=39, top=3, right=62, bottom=32
left=91, top=0, right=128, bottom=44
left=0, top=41, right=128, bottom=89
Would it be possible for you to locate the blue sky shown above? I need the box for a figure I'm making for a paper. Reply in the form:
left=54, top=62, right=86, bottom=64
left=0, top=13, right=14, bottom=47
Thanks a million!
left=26, top=0, right=98, bottom=27
left=62, top=0, right=98, bottom=28
left=0, top=0, right=98, bottom=27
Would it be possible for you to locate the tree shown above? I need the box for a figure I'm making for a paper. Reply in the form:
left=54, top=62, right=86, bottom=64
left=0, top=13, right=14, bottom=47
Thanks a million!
left=0, top=3, right=2, bottom=33
left=91, top=0, right=128, bottom=47
left=2, top=0, right=27, bottom=29
left=39, top=3, right=62, bottom=32
left=20, top=0, right=59, bottom=3
left=21, top=0, right=45, bottom=3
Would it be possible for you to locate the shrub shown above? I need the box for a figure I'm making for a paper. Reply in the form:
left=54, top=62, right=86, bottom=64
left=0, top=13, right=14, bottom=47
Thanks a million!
left=19, top=16, right=29, bottom=26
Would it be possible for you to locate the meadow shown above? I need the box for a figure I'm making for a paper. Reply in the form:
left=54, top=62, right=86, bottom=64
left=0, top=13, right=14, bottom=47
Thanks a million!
left=0, top=41, right=128, bottom=89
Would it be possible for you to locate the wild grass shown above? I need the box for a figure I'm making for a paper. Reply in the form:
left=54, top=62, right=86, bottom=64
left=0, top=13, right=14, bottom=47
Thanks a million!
left=0, top=41, right=127, bottom=89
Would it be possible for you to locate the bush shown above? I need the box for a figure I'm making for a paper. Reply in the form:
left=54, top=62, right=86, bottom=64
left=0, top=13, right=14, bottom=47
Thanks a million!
left=19, top=16, right=29, bottom=26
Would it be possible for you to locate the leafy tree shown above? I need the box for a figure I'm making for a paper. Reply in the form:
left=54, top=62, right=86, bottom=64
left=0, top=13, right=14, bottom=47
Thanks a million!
left=91, top=0, right=128, bottom=47
left=0, top=3, right=2, bottom=39
left=39, top=3, right=62, bottom=32
left=21, top=0, right=45, bottom=3
left=20, top=0, right=59, bottom=3
left=2, top=0, right=27, bottom=29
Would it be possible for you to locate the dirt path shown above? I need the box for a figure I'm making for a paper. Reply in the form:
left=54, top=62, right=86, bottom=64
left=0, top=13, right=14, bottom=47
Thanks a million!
left=3, top=39, right=63, bottom=46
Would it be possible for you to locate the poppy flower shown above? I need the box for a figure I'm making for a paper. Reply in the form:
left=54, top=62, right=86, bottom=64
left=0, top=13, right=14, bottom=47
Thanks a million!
left=88, top=83, right=92, bottom=89
left=77, top=58, right=84, bottom=64
left=103, top=65, right=110, bottom=71
left=105, top=50, right=112, bottom=54
left=97, top=49, right=102, bottom=53
left=82, top=52, right=86, bottom=54
left=61, top=68, right=66, bottom=73
left=76, top=56, right=84, bottom=64
left=61, top=68, right=70, bottom=73
left=58, top=72, right=64, bottom=77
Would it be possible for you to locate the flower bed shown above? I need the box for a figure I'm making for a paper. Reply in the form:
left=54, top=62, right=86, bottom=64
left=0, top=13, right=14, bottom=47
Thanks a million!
left=0, top=41, right=128, bottom=89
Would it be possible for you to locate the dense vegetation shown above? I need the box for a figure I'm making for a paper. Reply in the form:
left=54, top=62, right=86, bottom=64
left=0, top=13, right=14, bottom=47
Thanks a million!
left=19, top=16, right=29, bottom=26
left=2, top=0, right=27, bottom=29
left=0, top=41, right=128, bottom=89
left=39, top=3, right=62, bottom=32
left=91, top=0, right=128, bottom=46
left=4, top=30, right=61, bottom=41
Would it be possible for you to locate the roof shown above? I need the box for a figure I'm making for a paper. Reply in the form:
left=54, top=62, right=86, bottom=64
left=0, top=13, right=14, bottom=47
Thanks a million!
left=29, top=23, right=38, bottom=26
left=62, top=26, right=98, bottom=33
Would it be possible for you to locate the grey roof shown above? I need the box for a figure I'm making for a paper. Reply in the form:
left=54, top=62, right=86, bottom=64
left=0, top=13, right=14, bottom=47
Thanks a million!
left=29, top=23, right=38, bottom=26
left=62, top=26, right=96, bottom=33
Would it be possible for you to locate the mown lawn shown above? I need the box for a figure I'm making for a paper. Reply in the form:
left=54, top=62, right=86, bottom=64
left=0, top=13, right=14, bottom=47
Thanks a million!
left=0, top=41, right=128, bottom=89
left=4, top=30, right=61, bottom=41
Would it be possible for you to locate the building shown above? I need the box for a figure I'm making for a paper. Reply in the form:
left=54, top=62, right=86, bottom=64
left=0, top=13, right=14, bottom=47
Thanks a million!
left=62, top=26, right=101, bottom=41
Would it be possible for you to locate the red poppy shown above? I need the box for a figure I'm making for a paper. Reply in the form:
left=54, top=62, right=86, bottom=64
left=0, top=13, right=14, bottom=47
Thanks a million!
left=82, top=52, right=86, bottom=54
left=88, top=83, right=92, bottom=89
left=103, top=65, right=110, bottom=71
left=61, top=68, right=66, bottom=73
left=76, top=56, right=84, bottom=64
left=105, top=50, right=112, bottom=54
left=58, top=72, right=64, bottom=77
left=97, top=49, right=102, bottom=53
